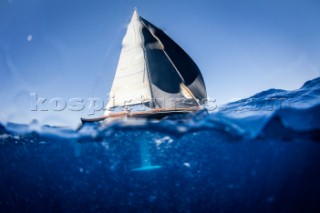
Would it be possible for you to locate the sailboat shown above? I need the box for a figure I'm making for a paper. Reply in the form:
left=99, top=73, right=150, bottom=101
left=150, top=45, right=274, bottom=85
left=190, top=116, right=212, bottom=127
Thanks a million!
left=81, top=9, right=207, bottom=123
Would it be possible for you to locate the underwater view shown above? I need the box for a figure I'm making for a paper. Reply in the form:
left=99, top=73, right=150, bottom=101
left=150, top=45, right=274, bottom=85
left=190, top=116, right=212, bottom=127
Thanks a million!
left=1, top=77, right=319, bottom=212
left=1, top=0, right=320, bottom=212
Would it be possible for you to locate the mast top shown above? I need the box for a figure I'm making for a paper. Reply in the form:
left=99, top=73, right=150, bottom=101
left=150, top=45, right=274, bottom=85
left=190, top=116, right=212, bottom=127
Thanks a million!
left=132, top=7, right=139, bottom=19
left=105, top=9, right=207, bottom=111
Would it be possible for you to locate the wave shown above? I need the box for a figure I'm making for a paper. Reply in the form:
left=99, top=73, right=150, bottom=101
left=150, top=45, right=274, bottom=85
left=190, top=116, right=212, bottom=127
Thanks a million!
left=0, top=77, right=319, bottom=143
left=1, top=77, right=320, bottom=213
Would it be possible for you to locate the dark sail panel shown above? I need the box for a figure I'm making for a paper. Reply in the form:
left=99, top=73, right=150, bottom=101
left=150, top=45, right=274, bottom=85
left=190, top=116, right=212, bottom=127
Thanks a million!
left=141, top=26, right=182, bottom=93
left=140, top=22, right=198, bottom=109
left=140, top=17, right=207, bottom=102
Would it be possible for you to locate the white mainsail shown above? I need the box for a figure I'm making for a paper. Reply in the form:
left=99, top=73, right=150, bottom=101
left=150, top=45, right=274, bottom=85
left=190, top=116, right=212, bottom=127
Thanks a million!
left=106, top=10, right=152, bottom=110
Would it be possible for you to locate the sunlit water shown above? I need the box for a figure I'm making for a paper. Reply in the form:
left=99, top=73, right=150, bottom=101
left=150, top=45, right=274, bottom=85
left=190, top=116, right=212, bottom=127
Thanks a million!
left=0, top=77, right=319, bottom=212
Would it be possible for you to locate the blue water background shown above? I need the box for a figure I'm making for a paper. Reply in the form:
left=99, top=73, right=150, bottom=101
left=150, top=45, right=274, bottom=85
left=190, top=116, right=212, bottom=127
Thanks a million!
left=0, top=77, right=319, bottom=212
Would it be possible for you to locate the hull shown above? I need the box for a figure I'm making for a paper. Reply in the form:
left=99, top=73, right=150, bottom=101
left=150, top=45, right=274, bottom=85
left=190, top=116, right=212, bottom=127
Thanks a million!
left=81, top=107, right=200, bottom=123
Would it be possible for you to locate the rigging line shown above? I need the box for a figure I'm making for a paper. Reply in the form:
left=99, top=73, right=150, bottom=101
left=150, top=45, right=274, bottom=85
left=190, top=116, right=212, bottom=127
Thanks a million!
left=83, top=12, right=133, bottom=118
left=138, top=18, right=159, bottom=108
left=140, top=21, right=185, bottom=82
left=81, top=78, right=99, bottom=118
left=105, top=11, right=140, bottom=111
left=102, top=16, right=131, bottom=92
left=103, top=10, right=134, bottom=66
left=140, top=20, right=200, bottom=106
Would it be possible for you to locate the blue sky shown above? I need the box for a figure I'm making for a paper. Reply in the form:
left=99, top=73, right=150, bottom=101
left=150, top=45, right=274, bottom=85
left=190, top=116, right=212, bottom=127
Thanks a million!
left=0, top=0, right=319, bottom=127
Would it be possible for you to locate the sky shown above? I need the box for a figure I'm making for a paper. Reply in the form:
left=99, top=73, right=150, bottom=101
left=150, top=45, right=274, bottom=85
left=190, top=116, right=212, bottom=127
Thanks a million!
left=0, top=0, right=319, bottom=127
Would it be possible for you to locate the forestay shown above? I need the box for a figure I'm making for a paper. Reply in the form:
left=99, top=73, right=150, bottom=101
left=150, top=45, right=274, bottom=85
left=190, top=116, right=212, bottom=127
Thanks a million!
left=106, top=10, right=207, bottom=112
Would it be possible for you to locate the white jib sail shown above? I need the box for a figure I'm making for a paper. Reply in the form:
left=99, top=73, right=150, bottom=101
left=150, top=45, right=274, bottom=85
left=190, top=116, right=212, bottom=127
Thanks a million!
left=106, top=10, right=152, bottom=111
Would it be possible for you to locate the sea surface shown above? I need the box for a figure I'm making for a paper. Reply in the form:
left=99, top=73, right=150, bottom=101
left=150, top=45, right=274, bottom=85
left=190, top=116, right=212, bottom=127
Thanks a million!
left=1, top=77, right=320, bottom=213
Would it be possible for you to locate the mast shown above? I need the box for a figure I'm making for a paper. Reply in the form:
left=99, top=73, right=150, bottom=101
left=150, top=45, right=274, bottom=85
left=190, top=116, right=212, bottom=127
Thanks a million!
left=105, top=9, right=153, bottom=112
left=138, top=10, right=156, bottom=109
left=105, top=9, right=207, bottom=112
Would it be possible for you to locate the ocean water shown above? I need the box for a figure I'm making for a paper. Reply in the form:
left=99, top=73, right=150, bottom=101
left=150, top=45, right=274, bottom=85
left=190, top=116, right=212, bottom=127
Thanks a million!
left=0, top=77, right=319, bottom=213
